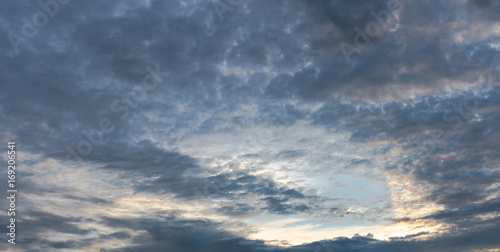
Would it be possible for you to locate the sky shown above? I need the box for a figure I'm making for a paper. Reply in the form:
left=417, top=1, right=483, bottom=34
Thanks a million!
left=0, top=0, right=499, bottom=251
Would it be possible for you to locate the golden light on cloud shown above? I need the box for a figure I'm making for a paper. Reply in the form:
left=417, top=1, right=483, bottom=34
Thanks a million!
left=247, top=217, right=445, bottom=246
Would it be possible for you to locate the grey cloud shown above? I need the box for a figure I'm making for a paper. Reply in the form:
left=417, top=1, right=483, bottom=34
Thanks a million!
left=63, top=195, right=112, bottom=205
left=2, top=0, right=500, bottom=251
left=262, top=196, right=311, bottom=215
left=218, top=204, right=256, bottom=217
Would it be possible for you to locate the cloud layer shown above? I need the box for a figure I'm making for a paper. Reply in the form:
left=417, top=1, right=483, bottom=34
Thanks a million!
left=1, top=0, right=499, bottom=251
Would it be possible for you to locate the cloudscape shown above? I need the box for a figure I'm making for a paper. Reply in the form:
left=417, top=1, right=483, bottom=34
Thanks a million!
left=1, top=0, right=499, bottom=251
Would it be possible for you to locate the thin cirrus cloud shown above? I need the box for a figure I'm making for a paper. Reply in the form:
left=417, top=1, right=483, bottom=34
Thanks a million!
left=0, top=0, right=499, bottom=251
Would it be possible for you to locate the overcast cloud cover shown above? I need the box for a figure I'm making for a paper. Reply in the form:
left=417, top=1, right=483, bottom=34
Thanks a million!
left=1, top=0, right=500, bottom=251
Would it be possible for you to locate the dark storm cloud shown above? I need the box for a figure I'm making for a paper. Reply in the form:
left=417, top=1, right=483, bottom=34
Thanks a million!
left=395, top=91, right=500, bottom=211
left=19, top=211, right=93, bottom=235
left=313, top=87, right=499, bottom=145
left=60, top=139, right=314, bottom=214
left=421, top=198, right=500, bottom=224
left=292, top=221, right=500, bottom=252
left=136, top=170, right=315, bottom=216
left=217, top=204, right=256, bottom=217
left=99, top=215, right=273, bottom=252
left=466, top=0, right=500, bottom=20
left=62, top=195, right=112, bottom=205
left=1, top=0, right=500, bottom=251
left=0, top=210, right=96, bottom=250
left=259, top=0, right=499, bottom=101
left=468, top=0, right=493, bottom=7
left=310, top=86, right=500, bottom=244
left=2, top=211, right=500, bottom=252
left=1, top=0, right=497, bottom=155
left=262, top=196, right=311, bottom=215
left=22, top=214, right=499, bottom=252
